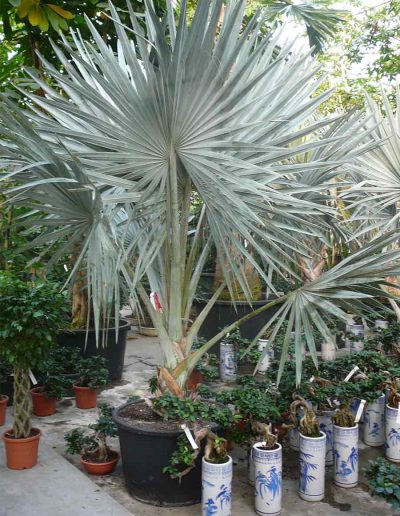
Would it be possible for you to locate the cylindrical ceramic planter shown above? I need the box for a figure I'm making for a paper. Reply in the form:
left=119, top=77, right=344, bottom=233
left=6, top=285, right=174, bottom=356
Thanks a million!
left=289, top=427, right=300, bottom=451
left=317, top=411, right=334, bottom=466
left=219, top=342, right=237, bottom=382
left=298, top=432, right=326, bottom=502
left=374, top=320, right=388, bottom=330
left=385, top=404, right=400, bottom=463
left=321, top=341, right=336, bottom=361
left=257, top=339, right=274, bottom=374
left=333, top=424, right=359, bottom=488
left=349, top=324, right=364, bottom=352
left=202, top=456, right=233, bottom=516
left=248, top=449, right=255, bottom=486
left=363, top=395, right=385, bottom=447
left=253, top=442, right=282, bottom=516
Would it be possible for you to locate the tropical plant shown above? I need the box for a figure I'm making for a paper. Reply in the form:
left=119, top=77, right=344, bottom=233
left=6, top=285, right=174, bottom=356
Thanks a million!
left=64, top=403, right=118, bottom=462
left=0, top=272, right=67, bottom=438
left=1, top=0, right=400, bottom=396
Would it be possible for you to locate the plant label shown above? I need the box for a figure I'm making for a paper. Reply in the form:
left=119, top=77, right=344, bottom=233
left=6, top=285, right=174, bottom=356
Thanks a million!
left=181, top=424, right=198, bottom=450
left=29, top=369, right=38, bottom=385
left=344, top=365, right=359, bottom=382
left=354, top=399, right=366, bottom=423
left=309, top=375, right=315, bottom=383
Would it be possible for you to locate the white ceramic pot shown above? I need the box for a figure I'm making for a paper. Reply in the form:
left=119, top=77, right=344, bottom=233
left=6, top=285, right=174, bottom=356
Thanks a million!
left=349, top=324, right=364, bottom=352
left=202, top=456, right=233, bottom=516
left=248, top=449, right=255, bottom=486
left=257, top=339, right=273, bottom=374
left=289, top=427, right=300, bottom=451
left=219, top=342, right=237, bottom=382
left=363, top=395, right=385, bottom=447
left=318, top=411, right=334, bottom=465
left=374, top=319, right=388, bottom=330
left=298, top=432, right=326, bottom=502
left=385, top=404, right=400, bottom=463
left=333, top=424, right=359, bottom=488
left=321, top=341, right=336, bottom=361
left=253, top=442, right=282, bottom=516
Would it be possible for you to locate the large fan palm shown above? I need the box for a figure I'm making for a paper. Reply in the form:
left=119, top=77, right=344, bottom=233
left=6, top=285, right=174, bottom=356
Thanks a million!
left=0, top=0, right=397, bottom=390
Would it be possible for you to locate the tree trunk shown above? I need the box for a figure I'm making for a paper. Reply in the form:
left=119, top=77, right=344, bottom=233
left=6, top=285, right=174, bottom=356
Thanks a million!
left=12, top=367, right=32, bottom=439
left=72, top=271, right=89, bottom=329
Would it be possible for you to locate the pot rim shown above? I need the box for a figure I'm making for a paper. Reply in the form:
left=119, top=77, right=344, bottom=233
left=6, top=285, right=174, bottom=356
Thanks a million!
left=299, top=431, right=326, bottom=441
left=60, top=317, right=131, bottom=335
left=202, top=455, right=232, bottom=467
left=333, top=423, right=359, bottom=430
left=73, top=384, right=96, bottom=391
left=2, top=427, right=41, bottom=442
left=194, top=295, right=279, bottom=307
left=80, top=450, right=120, bottom=466
left=113, top=400, right=218, bottom=437
left=253, top=441, right=282, bottom=452
left=0, top=394, right=9, bottom=403
left=386, top=403, right=400, bottom=411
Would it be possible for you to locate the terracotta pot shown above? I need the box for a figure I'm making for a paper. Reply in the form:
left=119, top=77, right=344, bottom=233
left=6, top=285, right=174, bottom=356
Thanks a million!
left=0, top=395, right=9, bottom=426
left=31, top=387, right=57, bottom=417
left=73, top=384, right=97, bottom=409
left=80, top=451, right=119, bottom=475
left=2, top=427, right=41, bottom=470
left=186, top=370, right=204, bottom=390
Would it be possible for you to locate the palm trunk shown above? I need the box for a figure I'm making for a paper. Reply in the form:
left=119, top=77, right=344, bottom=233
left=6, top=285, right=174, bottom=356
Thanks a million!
left=72, top=273, right=89, bottom=328
left=12, top=367, right=32, bottom=438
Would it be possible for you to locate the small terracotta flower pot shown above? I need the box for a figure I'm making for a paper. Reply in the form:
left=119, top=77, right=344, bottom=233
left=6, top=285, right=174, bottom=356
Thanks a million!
left=73, top=384, right=97, bottom=409
left=0, top=395, right=9, bottom=426
left=2, top=427, right=41, bottom=470
left=80, top=451, right=119, bottom=475
left=31, top=387, right=57, bottom=417
left=186, top=370, right=204, bottom=390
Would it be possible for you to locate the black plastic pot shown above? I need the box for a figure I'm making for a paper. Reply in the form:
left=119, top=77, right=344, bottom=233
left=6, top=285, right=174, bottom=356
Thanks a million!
left=193, top=295, right=281, bottom=353
left=113, top=400, right=214, bottom=506
left=57, top=319, right=131, bottom=381
left=0, top=377, right=14, bottom=406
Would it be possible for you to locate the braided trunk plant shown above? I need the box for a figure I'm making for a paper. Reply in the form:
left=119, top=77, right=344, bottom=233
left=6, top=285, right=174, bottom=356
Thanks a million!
left=0, top=273, right=66, bottom=438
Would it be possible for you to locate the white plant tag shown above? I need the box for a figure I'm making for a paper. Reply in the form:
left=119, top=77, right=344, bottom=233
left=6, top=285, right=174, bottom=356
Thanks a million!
left=397, top=403, right=400, bottom=424
left=309, top=375, right=315, bottom=383
left=333, top=399, right=340, bottom=406
left=29, top=369, right=38, bottom=385
left=344, top=365, right=359, bottom=382
left=181, top=424, right=198, bottom=450
left=354, top=399, right=366, bottom=423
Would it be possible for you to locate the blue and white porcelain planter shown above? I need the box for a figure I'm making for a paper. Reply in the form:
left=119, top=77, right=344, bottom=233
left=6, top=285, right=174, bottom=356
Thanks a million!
left=374, top=319, right=388, bottom=330
left=202, top=456, right=233, bottom=516
left=333, top=424, right=359, bottom=488
left=349, top=324, right=364, bottom=352
left=219, top=342, right=237, bottom=382
left=248, top=449, right=255, bottom=486
left=253, top=442, right=282, bottom=516
left=257, top=339, right=274, bottom=374
left=298, top=432, right=326, bottom=502
left=289, top=427, right=300, bottom=451
left=363, top=395, right=385, bottom=447
left=385, top=404, right=400, bottom=463
left=317, top=411, right=334, bottom=466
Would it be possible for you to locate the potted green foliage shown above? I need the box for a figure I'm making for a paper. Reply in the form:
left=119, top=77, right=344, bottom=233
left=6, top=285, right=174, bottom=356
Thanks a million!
left=364, top=457, right=400, bottom=511
left=3, top=0, right=400, bottom=504
left=382, top=378, right=400, bottom=463
left=73, top=356, right=108, bottom=409
left=0, top=272, right=67, bottom=469
left=64, top=403, right=120, bottom=475
left=31, top=357, right=70, bottom=417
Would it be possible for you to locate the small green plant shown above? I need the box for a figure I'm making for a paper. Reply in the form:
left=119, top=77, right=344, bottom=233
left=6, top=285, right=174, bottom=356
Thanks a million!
left=0, top=272, right=67, bottom=438
left=64, top=403, right=117, bottom=462
left=75, top=356, right=108, bottom=390
left=36, top=357, right=70, bottom=400
left=49, top=346, right=81, bottom=375
left=364, top=457, right=400, bottom=510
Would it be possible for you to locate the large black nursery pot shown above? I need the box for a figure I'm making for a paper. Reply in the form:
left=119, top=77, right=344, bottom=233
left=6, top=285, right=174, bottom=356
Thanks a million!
left=113, top=400, right=212, bottom=506
left=57, top=318, right=131, bottom=381
left=0, top=376, right=13, bottom=406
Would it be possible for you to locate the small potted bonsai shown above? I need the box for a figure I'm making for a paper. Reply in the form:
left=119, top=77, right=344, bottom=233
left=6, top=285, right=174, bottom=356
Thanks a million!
left=201, top=432, right=232, bottom=516
left=253, top=423, right=282, bottom=516
left=0, top=272, right=67, bottom=469
left=73, top=356, right=108, bottom=409
left=289, top=398, right=326, bottom=502
left=31, top=358, right=69, bottom=417
left=64, top=403, right=120, bottom=474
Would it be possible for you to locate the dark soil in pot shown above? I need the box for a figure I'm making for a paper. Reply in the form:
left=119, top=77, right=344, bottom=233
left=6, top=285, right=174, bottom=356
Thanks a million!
left=113, top=400, right=217, bottom=506
left=57, top=318, right=131, bottom=381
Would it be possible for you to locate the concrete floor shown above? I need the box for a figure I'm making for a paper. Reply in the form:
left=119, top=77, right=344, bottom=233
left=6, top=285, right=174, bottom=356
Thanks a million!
left=2, top=330, right=399, bottom=515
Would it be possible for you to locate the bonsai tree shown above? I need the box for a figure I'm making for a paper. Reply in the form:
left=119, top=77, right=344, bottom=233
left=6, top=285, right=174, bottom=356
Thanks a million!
left=65, top=403, right=118, bottom=463
left=287, top=397, right=321, bottom=437
left=0, top=272, right=67, bottom=438
left=75, top=356, right=109, bottom=390
left=2, top=0, right=400, bottom=396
